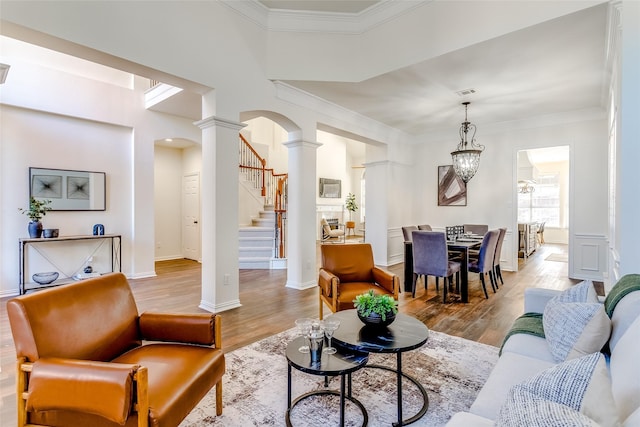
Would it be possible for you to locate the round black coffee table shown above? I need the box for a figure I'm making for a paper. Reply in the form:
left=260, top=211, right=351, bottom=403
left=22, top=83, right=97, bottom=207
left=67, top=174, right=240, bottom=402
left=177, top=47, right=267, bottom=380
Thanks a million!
left=286, top=336, right=369, bottom=427
left=329, top=310, right=430, bottom=426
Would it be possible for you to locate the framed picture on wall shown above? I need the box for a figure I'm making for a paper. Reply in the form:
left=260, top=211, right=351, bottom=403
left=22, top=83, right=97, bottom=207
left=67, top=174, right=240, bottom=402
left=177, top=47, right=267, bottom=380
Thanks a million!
left=29, top=167, right=106, bottom=211
left=438, top=165, right=467, bottom=206
left=319, top=178, right=341, bottom=198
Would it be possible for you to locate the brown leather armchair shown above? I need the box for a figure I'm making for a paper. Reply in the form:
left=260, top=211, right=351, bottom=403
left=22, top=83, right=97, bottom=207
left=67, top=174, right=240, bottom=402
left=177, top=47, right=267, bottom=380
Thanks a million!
left=7, top=273, right=224, bottom=427
left=318, top=243, right=400, bottom=319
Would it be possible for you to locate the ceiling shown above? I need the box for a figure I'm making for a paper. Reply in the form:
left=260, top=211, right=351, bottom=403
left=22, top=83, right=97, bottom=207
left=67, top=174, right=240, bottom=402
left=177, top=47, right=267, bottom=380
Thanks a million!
left=153, top=1, right=607, bottom=140
left=258, top=1, right=381, bottom=14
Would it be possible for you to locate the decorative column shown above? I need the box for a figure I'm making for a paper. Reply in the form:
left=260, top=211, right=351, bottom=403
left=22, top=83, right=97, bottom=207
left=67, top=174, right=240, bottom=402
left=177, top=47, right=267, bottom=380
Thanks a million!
left=363, top=160, right=390, bottom=266
left=195, top=115, right=245, bottom=312
left=283, top=139, right=321, bottom=290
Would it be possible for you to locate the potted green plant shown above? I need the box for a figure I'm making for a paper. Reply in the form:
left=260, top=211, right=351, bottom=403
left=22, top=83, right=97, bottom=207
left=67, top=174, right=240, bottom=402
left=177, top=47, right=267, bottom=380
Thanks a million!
left=345, top=192, right=358, bottom=221
left=353, top=290, right=399, bottom=327
left=19, top=197, right=52, bottom=238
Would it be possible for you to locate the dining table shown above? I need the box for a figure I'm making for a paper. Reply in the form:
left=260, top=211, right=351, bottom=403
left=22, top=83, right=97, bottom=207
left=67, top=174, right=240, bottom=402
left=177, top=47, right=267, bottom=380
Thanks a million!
left=403, top=237, right=482, bottom=303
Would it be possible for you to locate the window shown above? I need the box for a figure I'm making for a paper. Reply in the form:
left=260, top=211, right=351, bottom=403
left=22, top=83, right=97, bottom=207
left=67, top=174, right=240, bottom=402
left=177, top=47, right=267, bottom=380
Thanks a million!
left=518, top=173, right=561, bottom=227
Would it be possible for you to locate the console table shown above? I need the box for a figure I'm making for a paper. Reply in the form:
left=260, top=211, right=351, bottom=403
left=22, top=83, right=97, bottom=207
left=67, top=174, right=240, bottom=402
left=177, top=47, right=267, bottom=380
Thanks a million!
left=19, top=234, right=121, bottom=294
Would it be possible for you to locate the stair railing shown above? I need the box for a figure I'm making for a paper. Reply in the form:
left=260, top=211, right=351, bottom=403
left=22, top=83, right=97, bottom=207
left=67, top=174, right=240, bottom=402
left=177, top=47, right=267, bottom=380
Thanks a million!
left=239, top=134, right=288, bottom=258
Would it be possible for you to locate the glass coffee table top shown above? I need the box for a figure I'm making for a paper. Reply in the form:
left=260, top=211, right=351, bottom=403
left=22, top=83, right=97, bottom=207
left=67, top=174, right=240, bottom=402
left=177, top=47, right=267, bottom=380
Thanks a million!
left=329, top=309, right=429, bottom=353
left=286, top=336, right=368, bottom=375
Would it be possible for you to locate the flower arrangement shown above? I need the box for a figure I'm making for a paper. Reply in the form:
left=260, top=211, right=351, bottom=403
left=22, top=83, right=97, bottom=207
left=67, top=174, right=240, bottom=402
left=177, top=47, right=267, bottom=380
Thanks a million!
left=353, top=290, right=398, bottom=321
left=19, top=197, right=52, bottom=222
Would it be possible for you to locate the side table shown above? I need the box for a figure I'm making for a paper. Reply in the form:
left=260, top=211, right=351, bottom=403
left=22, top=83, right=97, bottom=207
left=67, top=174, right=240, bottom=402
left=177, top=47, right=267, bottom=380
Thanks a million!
left=286, top=337, right=369, bottom=427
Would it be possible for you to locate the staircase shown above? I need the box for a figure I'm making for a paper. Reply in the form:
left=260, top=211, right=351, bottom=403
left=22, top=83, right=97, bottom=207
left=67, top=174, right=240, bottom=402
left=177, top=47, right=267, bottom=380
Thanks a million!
left=238, top=134, right=288, bottom=269
left=239, top=205, right=276, bottom=269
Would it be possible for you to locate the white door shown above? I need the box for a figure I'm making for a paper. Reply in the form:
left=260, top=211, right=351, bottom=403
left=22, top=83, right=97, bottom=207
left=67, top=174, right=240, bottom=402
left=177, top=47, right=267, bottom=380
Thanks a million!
left=182, top=173, right=200, bottom=261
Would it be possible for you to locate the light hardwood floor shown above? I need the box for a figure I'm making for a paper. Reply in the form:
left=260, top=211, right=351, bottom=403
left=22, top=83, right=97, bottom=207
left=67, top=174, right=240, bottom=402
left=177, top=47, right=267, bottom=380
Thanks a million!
left=0, top=240, right=575, bottom=424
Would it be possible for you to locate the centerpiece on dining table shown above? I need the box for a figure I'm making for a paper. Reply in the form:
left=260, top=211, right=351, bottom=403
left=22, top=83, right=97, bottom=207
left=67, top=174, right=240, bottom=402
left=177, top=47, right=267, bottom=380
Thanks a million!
left=353, top=290, right=399, bottom=328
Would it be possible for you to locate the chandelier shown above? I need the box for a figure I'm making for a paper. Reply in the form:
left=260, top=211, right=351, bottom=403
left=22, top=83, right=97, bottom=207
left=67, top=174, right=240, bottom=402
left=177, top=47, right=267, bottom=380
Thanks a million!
left=451, top=102, right=484, bottom=183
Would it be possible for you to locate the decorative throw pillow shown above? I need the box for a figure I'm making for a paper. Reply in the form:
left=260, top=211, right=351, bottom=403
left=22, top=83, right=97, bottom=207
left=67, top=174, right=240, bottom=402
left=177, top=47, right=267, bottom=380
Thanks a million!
left=513, top=353, right=619, bottom=427
left=543, top=298, right=610, bottom=362
left=556, top=280, right=600, bottom=303
left=496, top=387, right=600, bottom=427
left=542, top=280, right=610, bottom=362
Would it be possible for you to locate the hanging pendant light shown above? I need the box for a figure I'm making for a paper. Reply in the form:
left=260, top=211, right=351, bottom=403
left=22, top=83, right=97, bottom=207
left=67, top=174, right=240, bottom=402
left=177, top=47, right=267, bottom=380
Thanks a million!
left=451, top=102, right=484, bottom=183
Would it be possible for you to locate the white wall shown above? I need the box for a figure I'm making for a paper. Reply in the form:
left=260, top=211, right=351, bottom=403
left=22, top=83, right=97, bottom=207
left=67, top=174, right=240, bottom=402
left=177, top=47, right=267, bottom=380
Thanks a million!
left=1, top=105, right=134, bottom=296
left=411, top=118, right=608, bottom=278
left=0, top=45, right=202, bottom=296
left=154, top=145, right=183, bottom=260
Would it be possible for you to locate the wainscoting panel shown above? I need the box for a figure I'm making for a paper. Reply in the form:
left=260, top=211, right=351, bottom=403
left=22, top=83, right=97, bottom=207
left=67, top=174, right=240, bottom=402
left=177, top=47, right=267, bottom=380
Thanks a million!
left=571, top=234, right=608, bottom=281
left=388, top=227, right=405, bottom=266
left=500, top=230, right=515, bottom=272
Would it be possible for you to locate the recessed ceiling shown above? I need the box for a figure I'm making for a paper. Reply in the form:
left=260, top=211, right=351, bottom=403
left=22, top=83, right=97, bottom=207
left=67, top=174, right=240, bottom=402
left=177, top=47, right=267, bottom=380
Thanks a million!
left=24, top=1, right=604, bottom=143
left=258, top=1, right=381, bottom=14
left=281, top=3, right=608, bottom=136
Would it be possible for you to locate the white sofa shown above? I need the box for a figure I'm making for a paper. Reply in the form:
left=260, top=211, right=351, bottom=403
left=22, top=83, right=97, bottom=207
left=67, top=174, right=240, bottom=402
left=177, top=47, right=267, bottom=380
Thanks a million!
left=446, top=275, right=640, bottom=427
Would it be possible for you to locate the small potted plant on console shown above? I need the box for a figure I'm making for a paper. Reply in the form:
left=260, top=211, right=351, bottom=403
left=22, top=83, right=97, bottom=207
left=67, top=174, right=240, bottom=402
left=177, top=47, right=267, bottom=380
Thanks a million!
left=19, top=197, right=52, bottom=238
left=353, top=290, right=399, bottom=327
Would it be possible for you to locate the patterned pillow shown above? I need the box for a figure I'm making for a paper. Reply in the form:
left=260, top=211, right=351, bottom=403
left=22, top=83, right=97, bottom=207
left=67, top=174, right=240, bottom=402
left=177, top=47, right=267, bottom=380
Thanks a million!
left=556, top=280, right=600, bottom=303
left=543, top=298, right=610, bottom=362
left=497, top=387, right=600, bottom=427
left=543, top=281, right=610, bottom=362
left=512, top=353, right=619, bottom=427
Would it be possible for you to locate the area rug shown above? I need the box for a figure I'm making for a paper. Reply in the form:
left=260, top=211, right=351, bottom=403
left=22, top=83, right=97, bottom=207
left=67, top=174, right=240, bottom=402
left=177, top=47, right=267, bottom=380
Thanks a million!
left=180, top=327, right=499, bottom=426
left=545, top=252, right=569, bottom=262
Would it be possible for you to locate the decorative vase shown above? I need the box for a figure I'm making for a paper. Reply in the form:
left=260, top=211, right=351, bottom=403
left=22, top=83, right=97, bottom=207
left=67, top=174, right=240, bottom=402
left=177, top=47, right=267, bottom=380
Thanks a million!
left=28, top=221, right=43, bottom=238
left=357, top=310, right=396, bottom=328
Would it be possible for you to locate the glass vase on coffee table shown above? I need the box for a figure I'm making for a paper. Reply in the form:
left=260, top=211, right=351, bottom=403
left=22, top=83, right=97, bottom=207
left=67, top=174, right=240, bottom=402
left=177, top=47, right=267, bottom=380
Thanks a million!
left=295, top=318, right=314, bottom=353
left=322, top=318, right=340, bottom=354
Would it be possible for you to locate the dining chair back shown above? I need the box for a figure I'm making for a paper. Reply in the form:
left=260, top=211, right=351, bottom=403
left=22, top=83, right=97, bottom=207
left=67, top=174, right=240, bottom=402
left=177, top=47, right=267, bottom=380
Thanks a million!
left=493, top=227, right=507, bottom=285
left=463, top=224, right=489, bottom=235
left=417, top=224, right=432, bottom=231
left=402, top=225, right=419, bottom=242
left=411, top=231, right=461, bottom=302
left=468, top=229, right=499, bottom=299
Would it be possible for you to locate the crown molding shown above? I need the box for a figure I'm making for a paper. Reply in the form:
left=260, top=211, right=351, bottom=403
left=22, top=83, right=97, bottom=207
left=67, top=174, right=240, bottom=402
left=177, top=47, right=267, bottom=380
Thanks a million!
left=222, top=0, right=429, bottom=34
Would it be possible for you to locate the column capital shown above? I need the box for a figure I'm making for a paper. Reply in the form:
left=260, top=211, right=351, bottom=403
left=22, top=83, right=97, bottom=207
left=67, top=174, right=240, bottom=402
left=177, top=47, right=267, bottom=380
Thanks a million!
left=194, top=115, right=246, bottom=131
left=282, top=139, right=322, bottom=149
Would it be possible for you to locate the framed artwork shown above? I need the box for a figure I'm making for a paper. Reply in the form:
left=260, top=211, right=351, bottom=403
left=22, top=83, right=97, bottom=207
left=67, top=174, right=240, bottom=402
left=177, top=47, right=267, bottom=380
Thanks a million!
left=319, top=178, right=341, bottom=198
left=29, top=167, right=106, bottom=211
left=67, top=176, right=90, bottom=199
left=438, top=165, right=467, bottom=206
left=32, top=175, right=63, bottom=198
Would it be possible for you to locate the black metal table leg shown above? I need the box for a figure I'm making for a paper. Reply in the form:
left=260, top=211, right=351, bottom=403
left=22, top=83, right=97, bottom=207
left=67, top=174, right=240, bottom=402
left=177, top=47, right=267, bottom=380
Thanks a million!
left=396, top=353, right=403, bottom=425
left=287, top=363, right=292, bottom=409
left=340, top=374, right=346, bottom=426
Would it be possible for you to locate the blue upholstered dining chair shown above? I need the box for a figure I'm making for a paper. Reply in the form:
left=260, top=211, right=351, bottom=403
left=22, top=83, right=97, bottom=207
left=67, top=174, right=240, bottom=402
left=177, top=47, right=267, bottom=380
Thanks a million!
left=468, top=229, right=500, bottom=299
left=411, top=231, right=461, bottom=302
left=492, top=227, right=507, bottom=286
